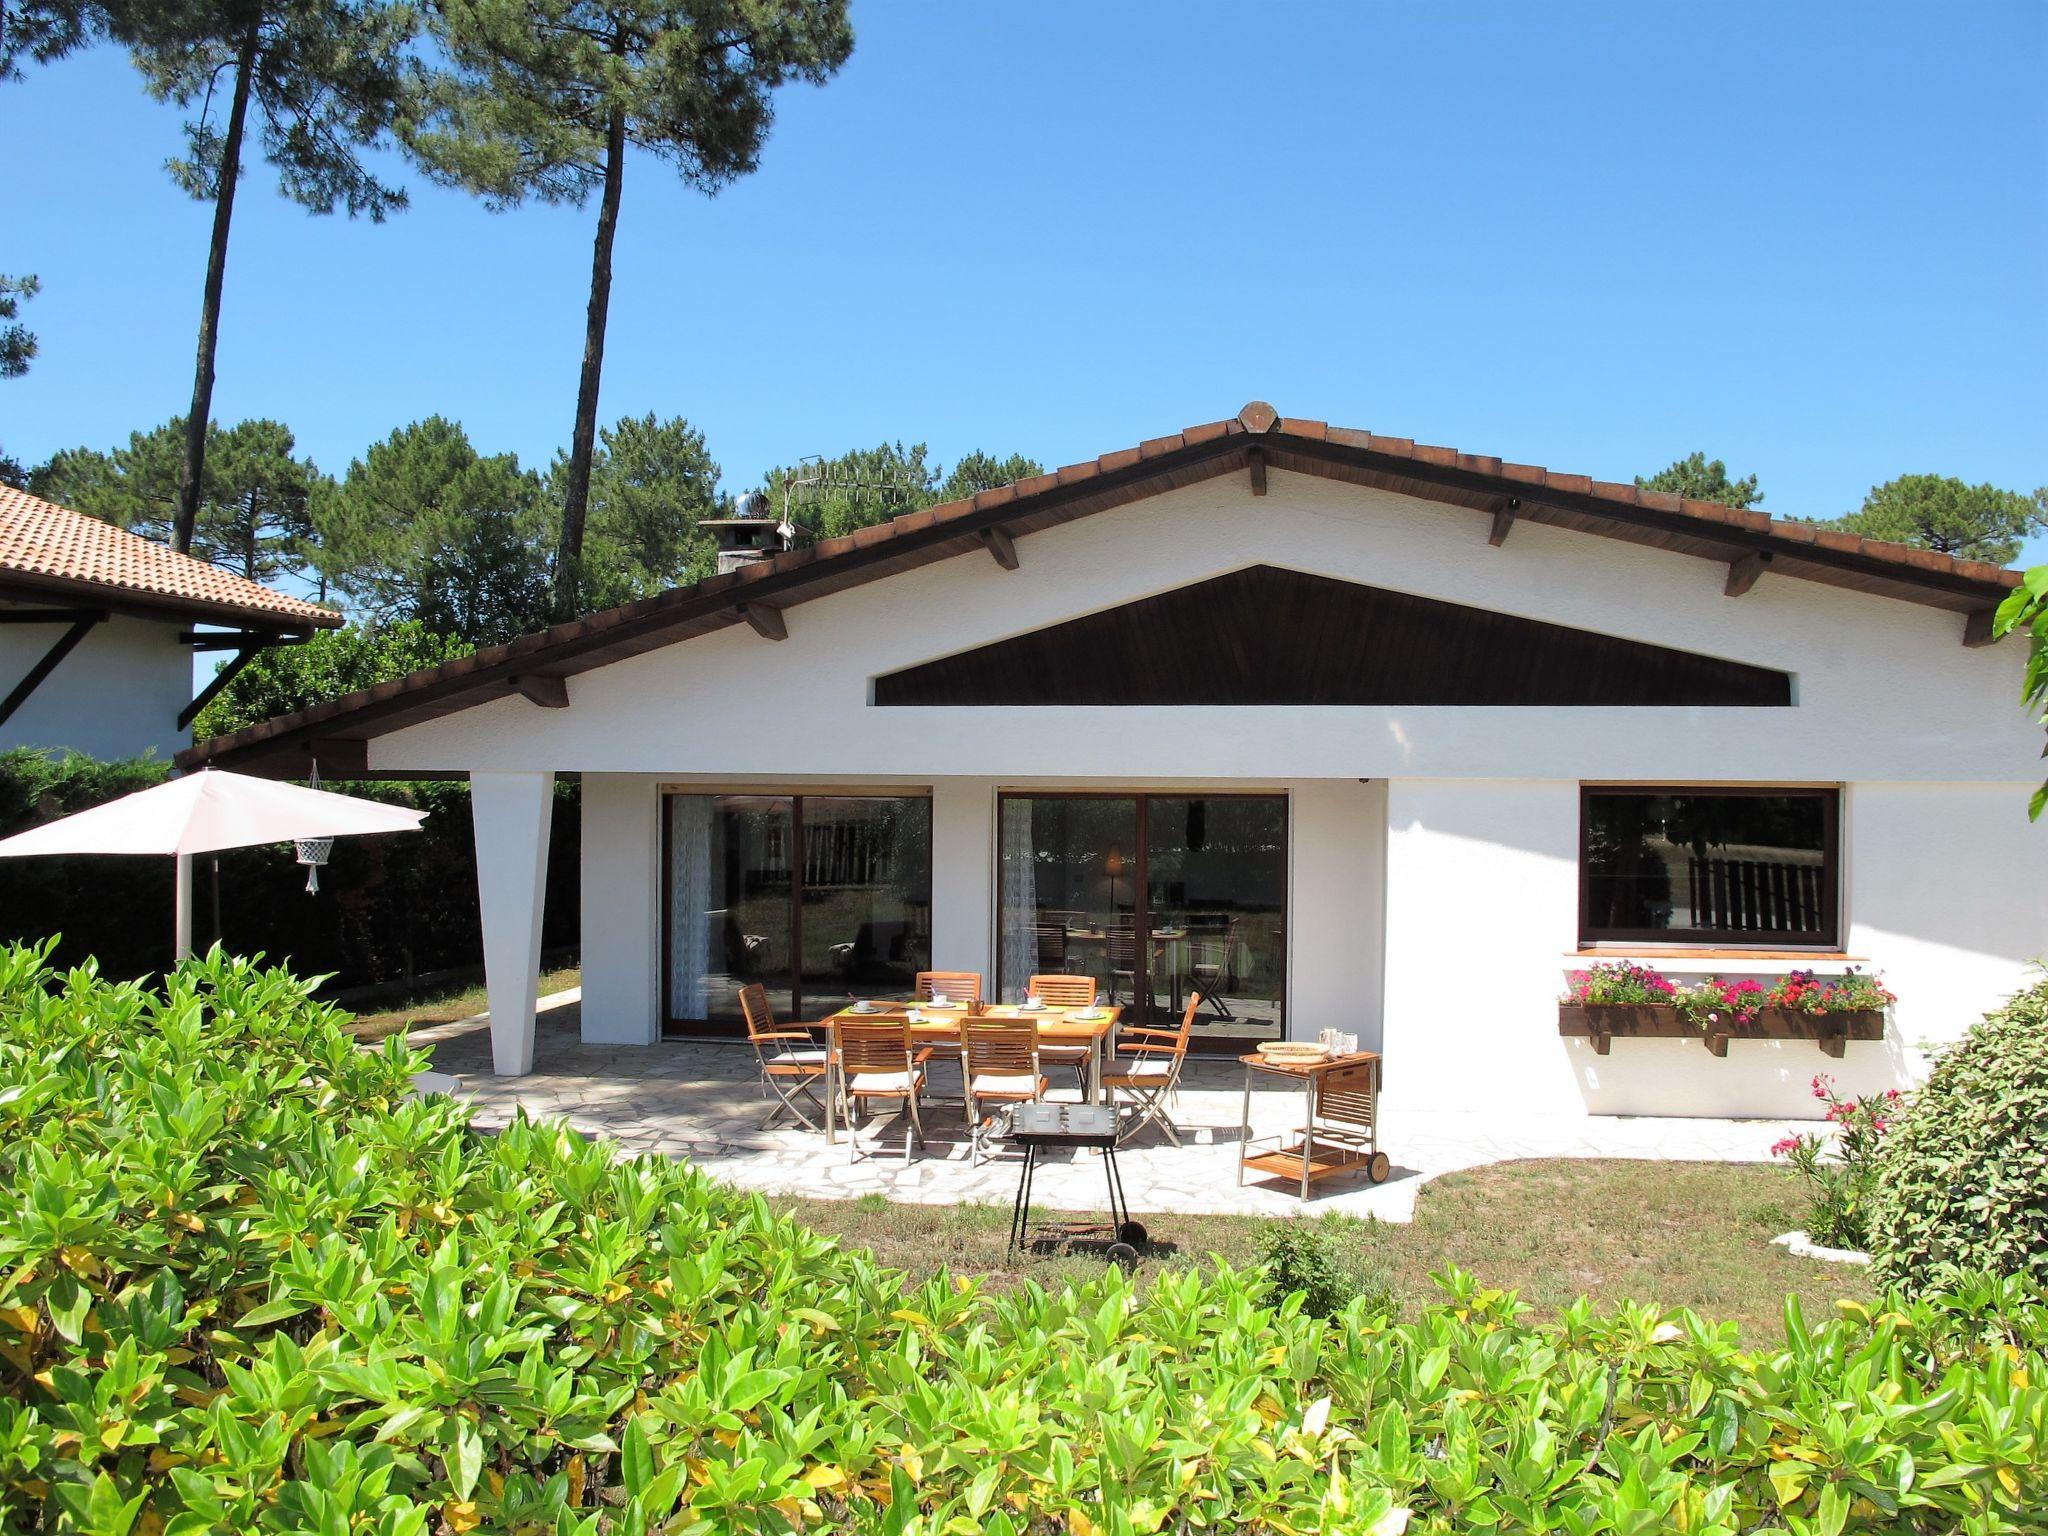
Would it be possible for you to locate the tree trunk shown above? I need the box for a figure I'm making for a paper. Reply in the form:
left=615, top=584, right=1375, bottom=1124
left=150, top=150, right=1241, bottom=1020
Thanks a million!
left=172, top=17, right=260, bottom=555
left=552, top=102, right=627, bottom=622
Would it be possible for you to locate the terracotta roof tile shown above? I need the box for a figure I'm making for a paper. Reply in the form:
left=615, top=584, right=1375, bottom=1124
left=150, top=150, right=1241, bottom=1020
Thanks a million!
left=0, top=484, right=336, bottom=628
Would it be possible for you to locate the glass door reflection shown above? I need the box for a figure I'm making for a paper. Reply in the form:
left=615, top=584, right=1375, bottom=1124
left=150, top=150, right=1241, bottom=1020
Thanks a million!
left=996, top=792, right=1286, bottom=1047
left=668, top=795, right=795, bottom=1032
left=1143, top=797, right=1285, bottom=1043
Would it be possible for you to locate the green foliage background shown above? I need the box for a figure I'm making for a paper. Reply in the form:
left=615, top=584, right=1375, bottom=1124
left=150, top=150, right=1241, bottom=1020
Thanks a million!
left=0, top=946, right=2042, bottom=1534
left=0, top=748, right=576, bottom=987
left=1868, top=975, right=2048, bottom=1294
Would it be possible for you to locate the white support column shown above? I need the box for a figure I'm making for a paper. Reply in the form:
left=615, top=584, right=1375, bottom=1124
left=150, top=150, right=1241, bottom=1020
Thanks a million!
left=579, top=774, right=661, bottom=1046
left=930, top=779, right=996, bottom=990
left=471, top=770, right=555, bottom=1076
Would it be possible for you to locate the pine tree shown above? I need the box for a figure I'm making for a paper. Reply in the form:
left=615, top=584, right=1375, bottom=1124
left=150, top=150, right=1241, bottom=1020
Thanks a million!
left=406, top=0, right=853, bottom=620
left=98, top=0, right=417, bottom=553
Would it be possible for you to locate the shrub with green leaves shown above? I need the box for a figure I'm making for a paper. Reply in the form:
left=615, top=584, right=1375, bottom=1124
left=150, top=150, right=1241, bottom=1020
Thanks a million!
left=1869, top=974, right=2048, bottom=1295
left=1252, top=1218, right=1397, bottom=1321
left=1, top=942, right=2045, bottom=1534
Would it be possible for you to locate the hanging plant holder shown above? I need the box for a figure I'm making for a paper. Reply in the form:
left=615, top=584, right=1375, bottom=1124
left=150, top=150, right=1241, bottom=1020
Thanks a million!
left=295, top=836, right=332, bottom=893
left=297, top=758, right=329, bottom=894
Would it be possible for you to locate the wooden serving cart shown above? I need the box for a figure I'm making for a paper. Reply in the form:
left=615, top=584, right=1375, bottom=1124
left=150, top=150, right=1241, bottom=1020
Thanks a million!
left=1237, top=1049, right=1390, bottom=1201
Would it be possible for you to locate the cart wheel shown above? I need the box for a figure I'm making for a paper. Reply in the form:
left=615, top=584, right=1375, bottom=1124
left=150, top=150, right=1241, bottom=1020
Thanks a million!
left=1115, top=1219, right=1149, bottom=1249
left=1367, top=1151, right=1391, bottom=1184
left=1105, top=1241, right=1140, bottom=1272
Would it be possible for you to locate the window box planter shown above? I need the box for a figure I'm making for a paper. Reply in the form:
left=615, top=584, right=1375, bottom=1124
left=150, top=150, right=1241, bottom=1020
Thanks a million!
left=1557, top=1002, right=1884, bottom=1058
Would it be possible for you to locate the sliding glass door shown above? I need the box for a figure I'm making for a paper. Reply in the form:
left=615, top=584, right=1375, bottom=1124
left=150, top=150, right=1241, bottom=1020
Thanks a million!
left=997, top=793, right=1286, bottom=1047
left=665, top=793, right=931, bottom=1034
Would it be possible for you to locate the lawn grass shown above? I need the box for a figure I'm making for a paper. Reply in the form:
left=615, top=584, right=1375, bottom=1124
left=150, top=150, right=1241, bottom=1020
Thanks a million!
left=780, top=1158, right=1867, bottom=1345
left=347, top=966, right=582, bottom=1041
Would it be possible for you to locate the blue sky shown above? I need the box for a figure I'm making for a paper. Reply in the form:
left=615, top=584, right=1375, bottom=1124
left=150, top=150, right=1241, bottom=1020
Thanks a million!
left=4, top=0, right=2044, bottom=571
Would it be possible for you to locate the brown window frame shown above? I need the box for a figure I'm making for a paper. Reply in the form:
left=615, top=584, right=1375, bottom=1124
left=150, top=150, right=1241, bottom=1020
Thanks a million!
left=1577, top=785, right=1841, bottom=948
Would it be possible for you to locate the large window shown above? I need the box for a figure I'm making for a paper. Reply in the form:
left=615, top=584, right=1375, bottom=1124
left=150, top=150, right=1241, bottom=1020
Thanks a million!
left=1579, top=787, right=1839, bottom=947
left=664, top=793, right=931, bottom=1033
left=996, top=793, right=1287, bottom=1047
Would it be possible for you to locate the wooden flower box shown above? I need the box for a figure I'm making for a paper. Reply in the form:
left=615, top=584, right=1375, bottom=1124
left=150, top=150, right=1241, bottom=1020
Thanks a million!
left=1557, top=1003, right=1885, bottom=1059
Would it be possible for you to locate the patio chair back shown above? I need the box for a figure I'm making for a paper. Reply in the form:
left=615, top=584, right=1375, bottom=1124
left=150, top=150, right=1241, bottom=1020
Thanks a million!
left=835, top=1018, right=916, bottom=1076
left=737, top=982, right=777, bottom=1041
left=1028, top=973, right=1096, bottom=1009
left=962, top=1017, right=1040, bottom=1079
left=916, top=970, right=983, bottom=1006
left=1032, top=923, right=1068, bottom=971
left=1165, top=988, right=1200, bottom=1049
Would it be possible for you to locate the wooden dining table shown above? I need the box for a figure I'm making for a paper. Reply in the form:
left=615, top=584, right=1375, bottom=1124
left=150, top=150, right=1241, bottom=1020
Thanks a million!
left=818, top=999, right=1123, bottom=1142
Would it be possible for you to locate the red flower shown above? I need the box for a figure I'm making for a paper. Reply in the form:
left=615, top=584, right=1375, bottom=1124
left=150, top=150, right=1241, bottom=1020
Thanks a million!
left=1769, top=1135, right=1802, bottom=1158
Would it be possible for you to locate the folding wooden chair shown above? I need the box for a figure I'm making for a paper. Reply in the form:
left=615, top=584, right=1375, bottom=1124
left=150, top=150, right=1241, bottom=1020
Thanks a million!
left=739, top=982, right=828, bottom=1132
left=1028, top=973, right=1097, bottom=1092
left=1103, top=990, right=1198, bottom=1147
left=961, top=1018, right=1045, bottom=1164
left=832, top=1017, right=932, bottom=1164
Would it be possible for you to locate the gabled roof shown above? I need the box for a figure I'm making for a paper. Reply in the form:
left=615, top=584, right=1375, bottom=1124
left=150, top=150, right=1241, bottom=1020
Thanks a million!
left=0, top=484, right=339, bottom=632
left=176, top=402, right=2024, bottom=776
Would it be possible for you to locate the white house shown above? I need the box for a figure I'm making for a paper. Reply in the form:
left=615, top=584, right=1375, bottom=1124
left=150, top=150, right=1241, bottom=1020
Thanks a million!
left=1, top=485, right=338, bottom=761
left=177, top=404, right=2047, bottom=1120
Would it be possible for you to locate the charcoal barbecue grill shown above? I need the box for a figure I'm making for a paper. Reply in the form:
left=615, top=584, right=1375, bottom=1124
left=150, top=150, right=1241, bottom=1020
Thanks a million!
left=1000, top=1103, right=1148, bottom=1267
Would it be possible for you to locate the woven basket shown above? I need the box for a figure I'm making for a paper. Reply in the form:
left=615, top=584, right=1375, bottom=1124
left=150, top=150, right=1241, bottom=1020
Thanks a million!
left=1256, top=1041, right=1329, bottom=1065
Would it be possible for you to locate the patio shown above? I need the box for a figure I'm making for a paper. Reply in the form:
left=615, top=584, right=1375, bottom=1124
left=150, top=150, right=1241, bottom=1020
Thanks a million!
left=416, top=1003, right=1791, bottom=1220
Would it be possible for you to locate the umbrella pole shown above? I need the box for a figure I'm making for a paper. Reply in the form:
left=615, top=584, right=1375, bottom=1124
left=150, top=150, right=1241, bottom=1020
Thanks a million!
left=174, top=852, right=193, bottom=963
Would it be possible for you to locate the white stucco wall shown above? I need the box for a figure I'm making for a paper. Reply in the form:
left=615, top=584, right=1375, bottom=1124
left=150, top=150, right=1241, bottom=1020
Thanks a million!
left=372, top=470, right=2037, bottom=784
left=578, top=773, right=663, bottom=1046
left=0, top=612, right=191, bottom=762
left=1378, top=777, right=2043, bottom=1118
left=426, top=470, right=2041, bottom=1110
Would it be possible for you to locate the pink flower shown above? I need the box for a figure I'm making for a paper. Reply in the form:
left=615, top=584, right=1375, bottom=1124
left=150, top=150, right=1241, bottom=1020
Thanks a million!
left=1810, top=1074, right=1834, bottom=1100
left=1769, top=1135, right=1802, bottom=1158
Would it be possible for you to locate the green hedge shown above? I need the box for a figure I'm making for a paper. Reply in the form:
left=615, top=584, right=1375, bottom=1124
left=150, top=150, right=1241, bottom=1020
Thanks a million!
left=0, top=748, right=577, bottom=987
left=1, top=944, right=2043, bottom=1535
left=1869, top=975, right=2048, bottom=1294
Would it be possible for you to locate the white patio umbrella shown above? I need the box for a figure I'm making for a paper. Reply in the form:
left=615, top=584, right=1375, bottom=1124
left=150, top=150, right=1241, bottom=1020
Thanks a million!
left=0, top=767, right=427, bottom=959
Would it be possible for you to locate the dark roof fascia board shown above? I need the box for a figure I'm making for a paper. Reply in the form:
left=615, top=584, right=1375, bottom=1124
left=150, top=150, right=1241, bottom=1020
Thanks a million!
left=176, top=430, right=1253, bottom=771
left=1270, top=435, right=2009, bottom=608
left=176, top=412, right=2024, bottom=775
left=0, top=570, right=338, bottom=633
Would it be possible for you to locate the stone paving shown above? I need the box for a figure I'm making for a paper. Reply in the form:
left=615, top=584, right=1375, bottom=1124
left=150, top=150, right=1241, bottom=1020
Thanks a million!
left=419, top=1007, right=1796, bottom=1222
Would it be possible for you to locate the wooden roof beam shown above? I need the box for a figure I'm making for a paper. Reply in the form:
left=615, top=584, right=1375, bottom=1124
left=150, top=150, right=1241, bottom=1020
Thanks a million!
left=509, top=674, right=569, bottom=708
left=980, top=526, right=1020, bottom=570
left=1725, top=550, right=1773, bottom=597
left=1961, top=608, right=2001, bottom=648
left=1487, top=497, right=1519, bottom=547
left=1247, top=445, right=1268, bottom=496
left=740, top=603, right=788, bottom=642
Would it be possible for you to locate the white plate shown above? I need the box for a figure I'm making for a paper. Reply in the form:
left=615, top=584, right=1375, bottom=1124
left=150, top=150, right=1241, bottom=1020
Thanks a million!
left=1071, top=1009, right=1107, bottom=1021
left=848, top=1002, right=876, bottom=1014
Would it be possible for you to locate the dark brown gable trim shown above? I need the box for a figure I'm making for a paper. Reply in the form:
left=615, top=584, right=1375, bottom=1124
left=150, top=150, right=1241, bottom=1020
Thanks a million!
left=874, top=567, right=1792, bottom=708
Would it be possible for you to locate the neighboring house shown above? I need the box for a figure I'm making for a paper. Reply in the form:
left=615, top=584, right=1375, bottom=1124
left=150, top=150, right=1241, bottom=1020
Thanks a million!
left=1, top=485, right=339, bottom=762
left=177, top=404, right=2046, bottom=1120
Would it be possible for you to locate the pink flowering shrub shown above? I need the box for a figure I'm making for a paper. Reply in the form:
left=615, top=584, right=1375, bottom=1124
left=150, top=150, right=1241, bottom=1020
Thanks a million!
left=1771, top=1073, right=1903, bottom=1251
left=1674, top=976, right=1767, bottom=1030
left=1769, top=967, right=1895, bottom=1014
left=1562, top=961, right=1675, bottom=1006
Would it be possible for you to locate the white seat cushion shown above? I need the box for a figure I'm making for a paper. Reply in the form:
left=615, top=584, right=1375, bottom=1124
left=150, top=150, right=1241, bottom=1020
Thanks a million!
left=770, top=1047, right=828, bottom=1066
left=1103, top=1055, right=1174, bottom=1080
left=1037, top=1043, right=1089, bottom=1060
left=969, top=1071, right=1041, bottom=1097
left=845, top=1070, right=922, bottom=1093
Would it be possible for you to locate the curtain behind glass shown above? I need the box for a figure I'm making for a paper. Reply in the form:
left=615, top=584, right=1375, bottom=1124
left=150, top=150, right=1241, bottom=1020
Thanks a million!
left=666, top=796, right=712, bottom=1018
left=997, top=797, right=1038, bottom=1001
